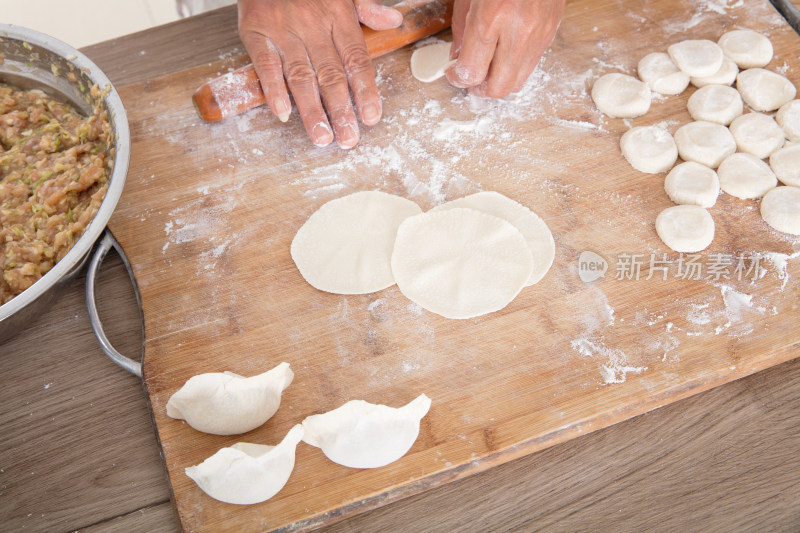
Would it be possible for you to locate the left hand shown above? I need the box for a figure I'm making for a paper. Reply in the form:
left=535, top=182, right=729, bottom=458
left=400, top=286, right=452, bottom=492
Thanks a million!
left=446, top=0, right=565, bottom=98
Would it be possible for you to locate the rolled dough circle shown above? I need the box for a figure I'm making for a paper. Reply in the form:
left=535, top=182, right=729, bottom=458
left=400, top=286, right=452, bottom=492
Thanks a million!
left=687, top=84, right=743, bottom=125
left=655, top=205, right=715, bottom=253
left=664, top=161, right=720, bottom=208
left=769, top=144, right=800, bottom=187
left=591, top=73, right=651, bottom=118
left=736, top=68, right=796, bottom=112
left=637, top=52, right=690, bottom=95
left=674, top=121, right=737, bottom=168
left=760, top=186, right=800, bottom=235
left=718, top=29, right=773, bottom=68
left=667, top=40, right=724, bottom=78
left=717, top=152, right=778, bottom=199
left=729, top=112, right=785, bottom=159
left=776, top=99, right=800, bottom=143
left=391, top=208, right=533, bottom=319
left=431, top=191, right=554, bottom=286
left=290, top=191, right=422, bottom=294
left=410, top=42, right=453, bottom=83
left=690, top=57, right=738, bottom=88
left=620, top=125, right=678, bottom=174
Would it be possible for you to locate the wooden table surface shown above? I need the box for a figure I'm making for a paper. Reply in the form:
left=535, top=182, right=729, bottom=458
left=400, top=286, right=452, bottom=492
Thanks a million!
left=2, top=5, right=800, bottom=532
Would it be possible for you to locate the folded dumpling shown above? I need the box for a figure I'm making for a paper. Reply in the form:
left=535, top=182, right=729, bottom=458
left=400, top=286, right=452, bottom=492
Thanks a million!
left=166, top=362, right=293, bottom=435
left=302, top=394, right=431, bottom=469
left=186, top=424, right=304, bottom=505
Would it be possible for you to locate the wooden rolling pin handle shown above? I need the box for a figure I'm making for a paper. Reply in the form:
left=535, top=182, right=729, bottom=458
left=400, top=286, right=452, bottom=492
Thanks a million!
left=193, top=0, right=454, bottom=122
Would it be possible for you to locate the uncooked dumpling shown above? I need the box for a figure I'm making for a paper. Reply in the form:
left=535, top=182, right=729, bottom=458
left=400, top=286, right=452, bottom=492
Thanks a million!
left=770, top=144, right=800, bottom=187
left=717, top=153, right=778, bottom=199
left=736, top=68, right=796, bottom=112
left=186, top=425, right=304, bottom=505
left=729, top=112, right=785, bottom=159
left=167, top=362, right=294, bottom=435
left=620, top=125, right=678, bottom=174
left=674, top=121, right=737, bottom=168
left=690, top=57, right=738, bottom=88
left=637, top=52, right=690, bottom=95
left=776, top=100, right=800, bottom=142
left=687, top=84, right=742, bottom=125
left=667, top=40, right=724, bottom=78
left=664, top=162, right=720, bottom=208
left=717, top=29, right=773, bottom=68
left=655, top=205, right=715, bottom=252
left=302, top=394, right=431, bottom=469
left=760, top=186, right=800, bottom=235
left=290, top=191, right=422, bottom=294
left=430, top=191, right=555, bottom=286
left=410, top=42, right=455, bottom=82
left=591, top=73, right=651, bottom=118
left=391, top=208, right=533, bottom=319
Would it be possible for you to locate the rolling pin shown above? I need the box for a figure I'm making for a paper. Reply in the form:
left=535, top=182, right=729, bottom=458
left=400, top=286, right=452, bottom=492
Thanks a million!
left=192, top=0, right=455, bottom=122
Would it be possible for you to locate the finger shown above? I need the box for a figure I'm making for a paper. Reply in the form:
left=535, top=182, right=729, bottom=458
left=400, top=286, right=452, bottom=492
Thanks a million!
left=469, top=26, right=526, bottom=99
left=305, top=35, right=360, bottom=149
left=449, top=0, right=470, bottom=60
left=240, top=32, right=292, bottom=122
left=446, top=5, right=498, bottom=89
left=353, top=0, right=403, bottom=30
left=279, top=37, right=334, bottom=147
left=331, top=5, right=382, bottom=127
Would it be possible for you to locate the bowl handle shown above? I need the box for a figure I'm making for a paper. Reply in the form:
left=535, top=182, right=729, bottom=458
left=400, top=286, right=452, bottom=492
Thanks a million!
left=85, top=230, right=143, bottom=377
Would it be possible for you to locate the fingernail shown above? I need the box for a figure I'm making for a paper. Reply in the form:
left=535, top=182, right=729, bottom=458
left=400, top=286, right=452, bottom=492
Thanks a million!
left=362, top=102, right=381, bottom=124
left=312, top=122, right=333, bottom=146
left=337, top=124, right=358, bottom=149
left=274, top=98, right=290, bottom=122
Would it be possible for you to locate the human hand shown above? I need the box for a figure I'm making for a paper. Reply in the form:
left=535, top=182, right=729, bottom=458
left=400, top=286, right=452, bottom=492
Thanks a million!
left=446, top=0, right=565, bottom=98
left=237, top=0, right=403, bottom=148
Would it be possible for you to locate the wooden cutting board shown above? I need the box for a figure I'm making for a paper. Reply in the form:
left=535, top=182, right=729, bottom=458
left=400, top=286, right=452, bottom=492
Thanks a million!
left=109, top=0, right=800, bottom=530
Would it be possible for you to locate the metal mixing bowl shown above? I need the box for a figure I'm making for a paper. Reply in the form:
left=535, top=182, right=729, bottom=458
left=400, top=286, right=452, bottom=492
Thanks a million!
left=0, top=24, right=130, bottom=343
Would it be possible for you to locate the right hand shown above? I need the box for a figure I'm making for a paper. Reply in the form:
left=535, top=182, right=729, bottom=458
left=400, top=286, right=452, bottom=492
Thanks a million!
left=237, top=0, right=403, bottom=149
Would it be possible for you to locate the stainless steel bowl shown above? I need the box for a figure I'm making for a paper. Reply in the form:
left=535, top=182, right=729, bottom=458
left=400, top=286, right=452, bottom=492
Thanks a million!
left=0, top=24, right=130, bottom=343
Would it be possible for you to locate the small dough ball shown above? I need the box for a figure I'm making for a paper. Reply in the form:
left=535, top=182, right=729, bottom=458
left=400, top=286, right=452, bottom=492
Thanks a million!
left=674, top=121, right=737, bottom=168
left=776, top=100, right=800, bottom=142
left=760, top=186, right=800, bottom=235
left=620, top=125, right=678, bottom=174
left=729, top=112, right=785, bottom=159
left=591, top=73, right=651, bottom=118
left=667, top=40, right=724, bottom=78
left=410, top=42, right=453, bottom=82
left=736, top=68, right=796, bottom=112
left=718, top=29, right=773, bottom=68
left=769, top=144, right=800, bottom=187
left=664, top=161, right=720, bottom=207
left=717, top=152, right=778, bottom=199
left=637, top=52, right=690, bottom=95
left=691, top=57, right=738, bottom=88
left=655, top=205, right=715, bottom=252
left=687, top=84, right=743, bottom=125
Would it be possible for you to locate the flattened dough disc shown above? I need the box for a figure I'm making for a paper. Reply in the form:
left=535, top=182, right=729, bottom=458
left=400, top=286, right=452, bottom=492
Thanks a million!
left=410, top=42, right=455, bottom=82
left=431, top=191, right=555, bottom=286
left=291, top=191, right=422, bottom=294
left=391, top=208, right=533, bottom=319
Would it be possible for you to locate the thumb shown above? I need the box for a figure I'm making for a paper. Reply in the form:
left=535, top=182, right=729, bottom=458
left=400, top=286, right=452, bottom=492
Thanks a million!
left=353, top=0, right=404, bottom=30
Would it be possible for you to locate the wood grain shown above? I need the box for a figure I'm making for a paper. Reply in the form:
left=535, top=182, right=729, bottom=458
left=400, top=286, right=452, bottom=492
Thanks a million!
left=1, top=2, right=799, bottom=533
left=0, top=253, right=177, bottom=532
left=104, top=0, right=800, bottom=530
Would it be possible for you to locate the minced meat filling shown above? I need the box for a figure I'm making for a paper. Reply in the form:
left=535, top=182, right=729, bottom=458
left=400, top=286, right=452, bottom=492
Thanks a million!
left=0, top=83, right=112, bottom=305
